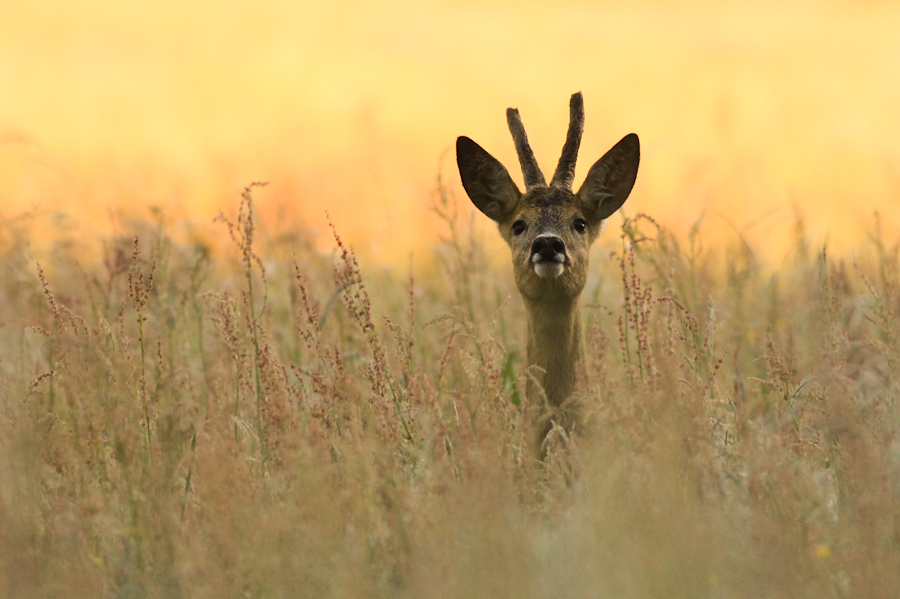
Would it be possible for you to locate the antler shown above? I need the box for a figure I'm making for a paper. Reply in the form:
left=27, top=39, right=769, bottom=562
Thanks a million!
left=550, top=92, right=584, bottom=190
left=506, top=107, right=546, bottom=191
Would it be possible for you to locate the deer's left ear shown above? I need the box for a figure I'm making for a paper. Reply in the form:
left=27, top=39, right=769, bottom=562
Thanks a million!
left=576, top=133, right=640, bottom=223
left=457, top=136, right=521, bottom=222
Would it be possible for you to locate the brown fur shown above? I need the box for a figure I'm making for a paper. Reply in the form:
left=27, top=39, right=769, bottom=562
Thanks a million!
left=456, top=92, right=640, bottom=454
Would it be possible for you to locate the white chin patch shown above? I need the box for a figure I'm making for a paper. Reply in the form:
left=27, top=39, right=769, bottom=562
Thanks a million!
left=534, top=262, right=564, bottom=279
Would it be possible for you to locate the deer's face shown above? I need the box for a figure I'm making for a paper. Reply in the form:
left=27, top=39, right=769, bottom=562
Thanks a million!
left=500, top=188, right=598, bottom=302
left=456, top=94, right=639, bottom=304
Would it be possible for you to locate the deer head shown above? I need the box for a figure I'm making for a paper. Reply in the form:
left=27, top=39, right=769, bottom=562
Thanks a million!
left=456, top=92, right=640, bottom=305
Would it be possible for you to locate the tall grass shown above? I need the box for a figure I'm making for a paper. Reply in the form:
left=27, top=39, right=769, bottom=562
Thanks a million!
left=1, top=182, right=898, bottom=598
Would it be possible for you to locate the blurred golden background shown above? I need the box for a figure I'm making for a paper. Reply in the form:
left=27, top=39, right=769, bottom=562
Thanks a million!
left=2, top=0, right=899, bottom=264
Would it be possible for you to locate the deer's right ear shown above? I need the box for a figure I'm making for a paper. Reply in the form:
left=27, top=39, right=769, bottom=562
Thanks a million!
left=577, top=133, right=640, bottom=224
left=456, top=136, right=521, bottom=222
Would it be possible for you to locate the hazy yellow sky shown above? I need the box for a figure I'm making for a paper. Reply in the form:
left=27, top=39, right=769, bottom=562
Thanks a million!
left=2, top=0, right=899, bottom=264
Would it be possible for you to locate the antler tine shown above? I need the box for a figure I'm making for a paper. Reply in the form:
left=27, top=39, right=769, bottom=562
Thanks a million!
left=506, top=107, right=547, bottom=190
left=550, top=92, right=585, bottom=190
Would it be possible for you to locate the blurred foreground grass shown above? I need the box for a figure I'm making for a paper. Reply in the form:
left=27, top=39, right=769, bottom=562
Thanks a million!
left=1, top=182, right=899, bottom=598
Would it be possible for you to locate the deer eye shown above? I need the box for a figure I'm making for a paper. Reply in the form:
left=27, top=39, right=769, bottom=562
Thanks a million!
left=573, top=218, right=587, bottom=234
left=511, top=220, right=527, bottom=236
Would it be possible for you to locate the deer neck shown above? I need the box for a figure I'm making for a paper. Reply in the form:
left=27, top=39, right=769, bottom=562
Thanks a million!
left=523, top=296, right=586, bottom=407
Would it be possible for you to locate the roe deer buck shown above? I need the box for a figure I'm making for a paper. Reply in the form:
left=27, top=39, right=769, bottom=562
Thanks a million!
left=456, top=92, right=640, bottom=453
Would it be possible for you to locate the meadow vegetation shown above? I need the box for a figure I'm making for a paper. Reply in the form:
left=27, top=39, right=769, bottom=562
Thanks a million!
left=1, top=180, right=899, bottom=598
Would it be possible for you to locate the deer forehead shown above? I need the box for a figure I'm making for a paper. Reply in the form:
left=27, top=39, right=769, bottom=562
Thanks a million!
left=510, top=191, right=583, bottom=226
left=528, top=186, right=575, bottom=208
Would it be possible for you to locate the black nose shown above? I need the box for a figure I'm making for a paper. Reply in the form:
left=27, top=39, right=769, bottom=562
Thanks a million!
left=531, top=236, right=566, bottom=260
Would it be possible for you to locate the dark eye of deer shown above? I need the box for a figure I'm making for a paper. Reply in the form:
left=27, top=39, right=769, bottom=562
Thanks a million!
left=511, top=220, right=527, bottom=236
left=573, top=218, right=587, bottom=234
